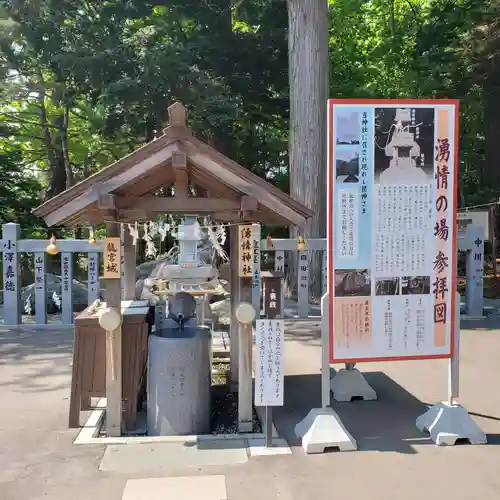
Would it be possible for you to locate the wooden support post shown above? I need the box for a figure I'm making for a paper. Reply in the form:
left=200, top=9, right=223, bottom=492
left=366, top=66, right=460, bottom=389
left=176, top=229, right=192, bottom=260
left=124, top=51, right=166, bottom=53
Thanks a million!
left=238, top=321, right=253, bottom=432
left=236, top=223, right=260, bottom=432
left=122, top=226, right=136, bottom=300
left=104, top=222, right=123, bottom=437
left=229, top=225, right=240, bottom=387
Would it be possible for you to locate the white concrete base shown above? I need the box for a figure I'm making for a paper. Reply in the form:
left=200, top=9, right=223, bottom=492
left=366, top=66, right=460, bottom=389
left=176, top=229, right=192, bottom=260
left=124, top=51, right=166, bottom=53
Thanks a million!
left=247, top=438, right=292, bottom=456
left=416, top=402, right=487, bottom=446
left=330, top=368, right=377, bottom=402
left=74, top=398, right=276, bottom=445
left=294, top=407, right=357, bottom=454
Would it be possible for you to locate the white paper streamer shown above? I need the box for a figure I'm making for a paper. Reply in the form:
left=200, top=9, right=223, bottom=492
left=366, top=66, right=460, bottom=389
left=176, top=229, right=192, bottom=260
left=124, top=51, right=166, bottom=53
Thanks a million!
left=207, top=223, right=229, bottom=261
left=122, top=217, right=233, bottom=261
left=127, top=222, right=139, bottom=245
left=158, top=222, right=169, bottom=241
left=148, top=221, right=158, bottom=238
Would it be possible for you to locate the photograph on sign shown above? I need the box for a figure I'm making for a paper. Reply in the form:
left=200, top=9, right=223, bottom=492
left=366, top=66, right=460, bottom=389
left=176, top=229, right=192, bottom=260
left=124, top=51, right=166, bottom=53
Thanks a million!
left=336, top=150, right=360, bottom=183
left=103, top=237, right=121, bottom=279
left=254, top=319, right=284, bottom=407
left=328, top=99, right=458, bottom=363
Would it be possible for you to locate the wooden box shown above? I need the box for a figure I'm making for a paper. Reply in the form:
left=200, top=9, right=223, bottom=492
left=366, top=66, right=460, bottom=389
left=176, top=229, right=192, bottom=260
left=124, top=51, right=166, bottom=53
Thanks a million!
left=69, top=300, right=153, bottom=430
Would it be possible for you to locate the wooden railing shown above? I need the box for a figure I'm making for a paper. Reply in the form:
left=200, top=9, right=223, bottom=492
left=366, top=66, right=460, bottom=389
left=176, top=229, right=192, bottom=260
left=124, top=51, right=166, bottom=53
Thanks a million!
left=1, top=222, right=327, bottom=326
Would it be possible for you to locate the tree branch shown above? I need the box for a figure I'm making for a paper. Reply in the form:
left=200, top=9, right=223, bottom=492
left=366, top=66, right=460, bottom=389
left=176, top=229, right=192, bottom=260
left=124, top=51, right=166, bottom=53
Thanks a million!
left=0, top=112, right=63, bottom=130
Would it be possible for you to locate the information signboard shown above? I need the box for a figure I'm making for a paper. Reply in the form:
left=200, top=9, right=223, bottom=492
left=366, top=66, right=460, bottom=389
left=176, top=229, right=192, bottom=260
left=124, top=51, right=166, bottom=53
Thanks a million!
left=328, top=99, right=459, bottom=363
left=255, top=319, right=284, bottom=406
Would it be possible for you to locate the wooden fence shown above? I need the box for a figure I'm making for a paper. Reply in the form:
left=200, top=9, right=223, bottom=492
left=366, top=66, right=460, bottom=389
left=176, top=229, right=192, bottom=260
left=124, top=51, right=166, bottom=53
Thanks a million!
left=1, top=223, right=328, bottom=326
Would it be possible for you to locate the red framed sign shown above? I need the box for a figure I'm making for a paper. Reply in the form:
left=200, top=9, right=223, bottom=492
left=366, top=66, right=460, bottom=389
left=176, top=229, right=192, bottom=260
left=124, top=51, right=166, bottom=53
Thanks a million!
left=327, top=99, right=459, bottom=363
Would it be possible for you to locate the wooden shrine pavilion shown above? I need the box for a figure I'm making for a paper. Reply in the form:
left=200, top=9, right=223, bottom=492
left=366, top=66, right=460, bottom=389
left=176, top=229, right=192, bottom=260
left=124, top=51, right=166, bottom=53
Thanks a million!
left=33, top=101, right=313, bottom=437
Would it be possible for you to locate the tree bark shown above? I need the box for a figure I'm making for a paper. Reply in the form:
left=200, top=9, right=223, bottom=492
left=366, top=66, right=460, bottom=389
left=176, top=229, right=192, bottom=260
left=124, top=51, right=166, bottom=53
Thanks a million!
left=482, top=73, right=500, bottom=188
left=287, top=0, right=329, bottom=299
left=61, top=104, right=74, bottom=189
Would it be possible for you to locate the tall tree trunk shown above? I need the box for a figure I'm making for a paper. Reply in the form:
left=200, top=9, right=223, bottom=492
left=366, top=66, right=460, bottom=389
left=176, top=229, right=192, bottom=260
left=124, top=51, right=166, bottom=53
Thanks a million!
left=483, top=74, right=500, bottom=189
left=287, top=0, right=329, bottom=299
left=61, top=104, right=73, bottom=189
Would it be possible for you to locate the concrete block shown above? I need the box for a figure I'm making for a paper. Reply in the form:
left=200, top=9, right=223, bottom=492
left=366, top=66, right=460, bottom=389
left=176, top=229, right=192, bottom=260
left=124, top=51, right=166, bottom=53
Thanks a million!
left=416, top=402, right=487, bottom=446
left=330, top=368, right=377, bottom=402
left=294, top=407, right=357, bottom=454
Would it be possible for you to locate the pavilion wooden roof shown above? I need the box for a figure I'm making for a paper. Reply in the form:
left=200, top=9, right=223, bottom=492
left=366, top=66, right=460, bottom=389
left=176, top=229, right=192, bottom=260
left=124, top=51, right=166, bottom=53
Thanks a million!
left=34, top=102, right=313, bottom=227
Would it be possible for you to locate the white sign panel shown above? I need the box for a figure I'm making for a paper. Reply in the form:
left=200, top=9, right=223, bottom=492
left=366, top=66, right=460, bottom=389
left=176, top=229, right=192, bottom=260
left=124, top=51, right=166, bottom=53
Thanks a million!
left=328, top=99, right=459, bottom=363
left=254, top=319, right=284, bottom=406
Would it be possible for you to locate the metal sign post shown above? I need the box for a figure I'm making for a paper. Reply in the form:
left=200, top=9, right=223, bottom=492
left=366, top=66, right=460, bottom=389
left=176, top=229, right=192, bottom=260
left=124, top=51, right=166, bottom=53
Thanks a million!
left=265, top=406, right=273, bottom=448
left=255, top=317, right=284, bottom=448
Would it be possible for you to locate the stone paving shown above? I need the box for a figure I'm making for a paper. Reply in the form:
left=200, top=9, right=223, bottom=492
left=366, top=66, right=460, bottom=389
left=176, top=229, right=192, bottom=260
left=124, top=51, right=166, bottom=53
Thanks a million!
left=1, top=313, right=500, bottom=499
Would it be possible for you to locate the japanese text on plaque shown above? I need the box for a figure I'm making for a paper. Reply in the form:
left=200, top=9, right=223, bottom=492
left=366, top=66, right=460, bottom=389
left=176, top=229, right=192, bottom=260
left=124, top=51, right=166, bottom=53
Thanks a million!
left=238, top=225, right=253, bottom=278
left=103, top=237, right=121, bottom=279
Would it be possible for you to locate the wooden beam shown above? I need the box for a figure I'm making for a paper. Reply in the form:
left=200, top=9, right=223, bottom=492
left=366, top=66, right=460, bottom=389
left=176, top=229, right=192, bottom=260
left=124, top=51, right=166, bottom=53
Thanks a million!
left=229, top=225, right=240, bottom=387
left=172, top=151, right=187, bottom=169
left=116, top=209, right=148, bottom=222
left=240, top=196, right=258, bottom=212
left=121, top=226, right=136, bottom=300
left=238, top=321, right=253, bottom=432
left=114, top=196, right=241, bottom=213
left=172, top=151, right=189, bottom=198
left=211, top=212, right=244, bottom=222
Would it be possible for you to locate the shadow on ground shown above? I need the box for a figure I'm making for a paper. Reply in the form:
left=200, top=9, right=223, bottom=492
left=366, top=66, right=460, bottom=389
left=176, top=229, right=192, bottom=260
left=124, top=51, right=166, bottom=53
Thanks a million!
left=0, top=327, right=73, bottom=392
left=0, top=326, right=73, bottom=358
left=273, top=371, right=500, bottom=454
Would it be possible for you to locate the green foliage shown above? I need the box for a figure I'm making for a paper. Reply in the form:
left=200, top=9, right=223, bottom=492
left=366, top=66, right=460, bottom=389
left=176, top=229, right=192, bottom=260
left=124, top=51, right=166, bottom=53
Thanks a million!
left=0, top=0, right=499, bottom=240
left=0, top=126, right=43, bottom=231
